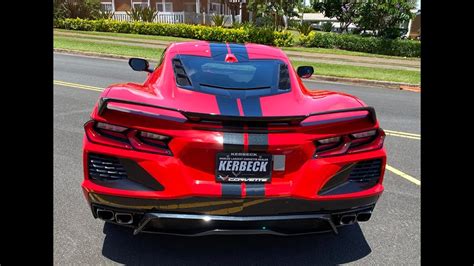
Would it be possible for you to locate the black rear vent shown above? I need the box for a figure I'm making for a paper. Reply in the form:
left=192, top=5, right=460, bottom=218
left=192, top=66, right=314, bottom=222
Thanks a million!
left=173, top=59, right=192, bottom=86
left=88, top=153, right=128, bottom=180
left=278, top=64, right=290, bottom=90
left=318, top=159, right=383, bottom=196
left=348, top=159, right=382, bottom=182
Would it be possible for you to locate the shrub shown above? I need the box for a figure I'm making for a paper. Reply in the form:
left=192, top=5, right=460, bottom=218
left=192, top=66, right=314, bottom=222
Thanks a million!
left=96, top=9, right=114, bottom=19
left=321, top=22, right=333, bottom=32
left=299, top=31, right=420, bottom=57
left=297, top=21, right=312, bottom=35
left=140, top=7, right=157, bottom=22
left=273, top=31, right=294, bottom=47
left=55, top=18, right=295, bottom=47
left=126, top=7, right=141, bottom=21
left=211, top=14, right=228, bottom=27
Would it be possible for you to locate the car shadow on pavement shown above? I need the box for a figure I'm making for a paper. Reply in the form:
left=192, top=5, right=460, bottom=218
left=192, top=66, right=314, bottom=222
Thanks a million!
left=101, top=222, right=371, bottom=265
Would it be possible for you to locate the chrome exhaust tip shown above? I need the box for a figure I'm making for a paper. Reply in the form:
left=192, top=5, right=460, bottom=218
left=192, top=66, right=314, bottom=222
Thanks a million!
left=356, top=211, right=372, bottom=222
left=96, top=209, right=115, bottom=221
left=340, top=214, right=357, bottom=225
left=115, top=213, right=133, bottom=225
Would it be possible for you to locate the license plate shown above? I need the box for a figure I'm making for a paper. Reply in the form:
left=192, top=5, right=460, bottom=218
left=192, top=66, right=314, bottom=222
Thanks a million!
left=215, top=152, right=272, bottom=183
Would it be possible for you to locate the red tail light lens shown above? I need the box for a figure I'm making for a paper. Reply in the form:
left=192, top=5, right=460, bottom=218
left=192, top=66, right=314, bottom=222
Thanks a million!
left=84, top=120, right=173, bottom=155
left=84, top=121, right=132, bottom=149
left=347, top=129, right=385, bottom=154
left=314, top=128, right=384, bottom=158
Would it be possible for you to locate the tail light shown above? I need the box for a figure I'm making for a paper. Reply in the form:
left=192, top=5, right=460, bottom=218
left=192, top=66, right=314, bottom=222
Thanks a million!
left=84, top=120, right=172, bottom=155
left=314, top=128, right=385, bottom=158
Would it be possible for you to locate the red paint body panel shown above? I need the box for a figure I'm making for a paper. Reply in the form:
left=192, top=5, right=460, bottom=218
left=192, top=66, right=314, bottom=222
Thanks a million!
left=82, top=42, right=386, bottom=230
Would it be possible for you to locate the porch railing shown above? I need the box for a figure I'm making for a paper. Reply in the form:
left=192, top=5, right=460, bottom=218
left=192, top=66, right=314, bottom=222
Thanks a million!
left=112, top=12, right=241, bottom=26
left=156, top=12, right=185, bottom=24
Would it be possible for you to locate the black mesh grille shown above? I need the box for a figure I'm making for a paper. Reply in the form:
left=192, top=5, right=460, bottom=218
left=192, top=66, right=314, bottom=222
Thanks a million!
left=278, top=64, right=290, bottom=90
left=348, top=159, right=382, bottom=182
left=173, top=59, right=192, bottom=86
left=88, top=153, right=128, bottom=180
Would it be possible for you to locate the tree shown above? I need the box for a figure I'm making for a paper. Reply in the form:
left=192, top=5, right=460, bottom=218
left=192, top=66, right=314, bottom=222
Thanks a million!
left=312, top=0, right=362, bottom=33
left=59, top=0, right=101, bottom=19
left=225, top=0, right=241, bottom=25
left=247, top=0, right=299, bottom=30
left=356, top=0, right=416, bottom=38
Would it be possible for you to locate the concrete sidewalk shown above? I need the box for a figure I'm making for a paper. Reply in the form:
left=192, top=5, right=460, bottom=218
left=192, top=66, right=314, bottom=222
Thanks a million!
left=54, top=30, right=420, bottom=71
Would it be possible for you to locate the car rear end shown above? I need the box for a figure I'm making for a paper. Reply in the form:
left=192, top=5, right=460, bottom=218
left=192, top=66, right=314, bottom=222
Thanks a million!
left=82, top=98, right=386, bottom=236
left=82, top=42, right=386, bottom=235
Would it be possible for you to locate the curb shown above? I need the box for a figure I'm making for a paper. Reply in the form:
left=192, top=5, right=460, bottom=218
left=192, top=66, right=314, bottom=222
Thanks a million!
left=309, top=75, right=420, bottom=91
left=54, top=48, right=420, bottom=91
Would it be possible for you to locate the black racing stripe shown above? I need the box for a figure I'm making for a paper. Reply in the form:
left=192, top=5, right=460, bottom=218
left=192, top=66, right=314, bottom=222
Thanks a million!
left=242, top=97, right=268, bottom=151
left=240, top=93, right=268, bottom=197
left=221, top=183, right=242, bottom=198
left=221, top=123, right=244, bottom=196
left=246, top=183, right=265, bottom=197
left=216, top=96, right=240, bottom=116
left=241, top=97, right=262, bottom=117
left=209, top=42, right=247, bottom=198
left=223, top=130, right=244, bottom=152
left=209, top=43, right=228, bottom=61
left=228, top=43, right=249, bottom=61
left=247, top=133, right=268, bottom=151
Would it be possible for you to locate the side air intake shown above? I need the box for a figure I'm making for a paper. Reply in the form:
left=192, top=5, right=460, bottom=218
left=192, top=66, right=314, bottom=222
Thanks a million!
left=172, top=59, right=192, bottom=86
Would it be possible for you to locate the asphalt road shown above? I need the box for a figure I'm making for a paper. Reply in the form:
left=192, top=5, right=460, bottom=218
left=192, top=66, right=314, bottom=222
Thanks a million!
left=54, top=53, right=420, bottom=265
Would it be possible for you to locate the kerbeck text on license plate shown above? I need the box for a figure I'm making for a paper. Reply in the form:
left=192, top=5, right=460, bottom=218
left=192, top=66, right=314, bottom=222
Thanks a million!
left=215, top=152, right=272, bottom=183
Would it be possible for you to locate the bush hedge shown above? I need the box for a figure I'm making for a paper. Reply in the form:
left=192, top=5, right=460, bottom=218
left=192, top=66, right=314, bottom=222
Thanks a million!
left=299, top=31, right=420, bottom=57
left=55, top=18, right=294, bottom=47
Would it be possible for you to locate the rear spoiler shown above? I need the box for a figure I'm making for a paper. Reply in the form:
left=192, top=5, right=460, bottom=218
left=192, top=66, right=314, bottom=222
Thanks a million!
left=98, top=97, right=376, bottom=125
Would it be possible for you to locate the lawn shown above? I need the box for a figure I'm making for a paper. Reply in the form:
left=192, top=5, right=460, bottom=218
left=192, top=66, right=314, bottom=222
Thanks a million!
left=54, top=36, right=164, bottom=60
left=54, top=29, right=419, bottom=61
left=291, top=60, right=420, bottom=84
left=54, top=35, right=420, bottom=84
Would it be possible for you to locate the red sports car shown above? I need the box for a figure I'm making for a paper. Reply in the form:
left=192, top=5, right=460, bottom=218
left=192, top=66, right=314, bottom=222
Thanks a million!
left=82, top=41, right=386, bottom=236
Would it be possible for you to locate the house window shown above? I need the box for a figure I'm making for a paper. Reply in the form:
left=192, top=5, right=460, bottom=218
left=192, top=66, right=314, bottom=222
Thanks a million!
left=209, top=3, right=221, bottom=14
left=184, top=2, right=196, bottom=12
left=157, top=2, right=173, bottom=12
left=100, top=2, right=113, bottom=11
left=132, top=1, right=148, bottom=9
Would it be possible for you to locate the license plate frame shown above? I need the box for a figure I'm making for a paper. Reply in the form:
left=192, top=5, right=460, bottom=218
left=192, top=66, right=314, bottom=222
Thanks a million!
left=215, top=152, right=272, bottom=183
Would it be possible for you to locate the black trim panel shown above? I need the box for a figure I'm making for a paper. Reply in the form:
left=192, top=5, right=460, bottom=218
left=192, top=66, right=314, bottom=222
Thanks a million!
left=245, top=184, right=265, bottom=197
left=87, top=193, right=380, bottom=215
left=118, top=158, right=165, bottom=191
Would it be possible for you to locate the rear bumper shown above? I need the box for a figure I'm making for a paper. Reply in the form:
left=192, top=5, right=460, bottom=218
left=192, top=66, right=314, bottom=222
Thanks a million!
left=86, top=192, right=380, bottom=235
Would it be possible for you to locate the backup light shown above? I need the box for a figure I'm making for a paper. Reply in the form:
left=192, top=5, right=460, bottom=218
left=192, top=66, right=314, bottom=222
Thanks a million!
left=317, top=136, right=341, bottom=144
left=140, top=131, right=170, bottom=141
left=351, top=130, right=377, bottom=139
left=96, top=122, right=128, bottom=132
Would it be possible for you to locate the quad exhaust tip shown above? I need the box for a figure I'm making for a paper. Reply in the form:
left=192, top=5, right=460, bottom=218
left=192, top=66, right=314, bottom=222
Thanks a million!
left=96, top=209, right=115, bottom=221
left=340, top=214, right=357, bottom=225
left=115, top=213, right=134, bottom=225
left=356, top=211, right=372, bottom=222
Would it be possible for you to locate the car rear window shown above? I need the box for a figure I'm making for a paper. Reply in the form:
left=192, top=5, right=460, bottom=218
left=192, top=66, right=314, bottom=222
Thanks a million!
left=173, top=55, right=290, bottom=92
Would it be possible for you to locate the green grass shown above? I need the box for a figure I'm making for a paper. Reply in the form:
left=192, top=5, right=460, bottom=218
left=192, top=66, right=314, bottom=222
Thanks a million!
left=283, top=46, right=417, bottom=60
left=54, top=29, right=419, bottom=61
left=54, top=29, right=194, bottom=42
left=292, top=60, right=420, bottom=84
left=54, top=35, right=419, bottom=84
left=54, top=36, right=164, bottom=60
